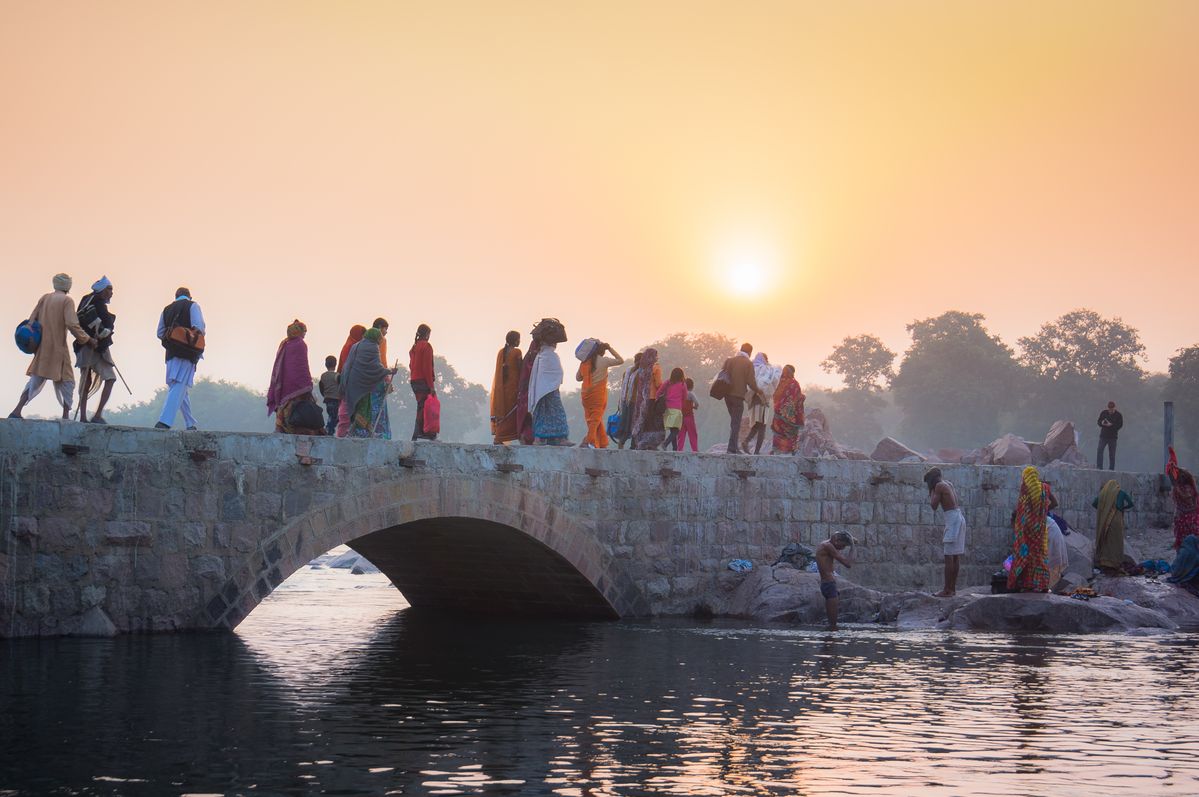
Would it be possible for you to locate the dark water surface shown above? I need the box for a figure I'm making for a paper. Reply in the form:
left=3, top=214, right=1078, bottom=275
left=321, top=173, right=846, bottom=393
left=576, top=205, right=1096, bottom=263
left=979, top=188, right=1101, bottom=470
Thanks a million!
left=3, top=568, right=1198, bottom=796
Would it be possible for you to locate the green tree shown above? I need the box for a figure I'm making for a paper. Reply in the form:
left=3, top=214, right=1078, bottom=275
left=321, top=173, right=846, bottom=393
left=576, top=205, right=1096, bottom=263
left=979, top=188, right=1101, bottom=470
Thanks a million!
left=106, top=378, right=276, bottom=432
left=820, top=334, right=895, bottom=391
left=891, top=311, right=1019, bottom=448
left=1018, top=309, right=1147, bottom=383
left=1166, top=344, right=1199, bottom=460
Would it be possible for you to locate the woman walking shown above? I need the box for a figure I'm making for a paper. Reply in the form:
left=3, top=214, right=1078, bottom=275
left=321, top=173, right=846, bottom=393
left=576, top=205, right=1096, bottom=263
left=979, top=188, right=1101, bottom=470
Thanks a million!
left=334, top=324, right=366, bottom=437
left=529, top=339, right=569, bottom=445
left=409, top=323, right=437, bottom=441
left=770, top=365, right=805, bottom=454
left=613, top=352, right=642, bottom=449
left=1007, top=466, right=1051, bottom=593
left=490, top=331, right=523, bottom=444
left=341, top=327, right=397, bottom=439
left=657, top=367, right=688, bottom=451
left=1093, top=479, right=1134, bottom=573
left=576, top=338, right=624, bottom=448
left=631, top=348, right=665, bottom=450
left=266, top=320, right=323, bottom=435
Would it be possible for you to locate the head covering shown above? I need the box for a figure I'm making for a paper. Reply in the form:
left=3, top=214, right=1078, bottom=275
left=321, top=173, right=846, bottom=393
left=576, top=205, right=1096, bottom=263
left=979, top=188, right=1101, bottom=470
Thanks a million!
left=528, top=344, right=565, bottom=411
left=341, top=338, right=389, bottom=412
left=641, top=347, right=659, bottom=367
left=52, top=273, right=72, bottom=292
left=364, top=327, right=382, bottom=343
left=1168, top=535, right=1199, bottom=584
left=287, top=319, right=307, bottom=339
left=1008, top=466, right=1051, bottom=592
left=91, top=276, right=111, bottom=292
left=337, top=324, right=367, bottom=373
left=267, top=333, right=314, bottom=415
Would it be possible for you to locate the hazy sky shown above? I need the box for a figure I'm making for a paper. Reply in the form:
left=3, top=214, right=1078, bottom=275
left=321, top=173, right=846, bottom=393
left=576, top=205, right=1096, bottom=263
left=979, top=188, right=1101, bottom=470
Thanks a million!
left=2, top=1, right=1197, bottom=413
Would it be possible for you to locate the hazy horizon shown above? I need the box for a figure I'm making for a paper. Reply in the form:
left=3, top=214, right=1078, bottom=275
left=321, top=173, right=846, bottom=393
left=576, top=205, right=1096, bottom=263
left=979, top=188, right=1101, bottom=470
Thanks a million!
left=3, top=1, right=1197, bottom=413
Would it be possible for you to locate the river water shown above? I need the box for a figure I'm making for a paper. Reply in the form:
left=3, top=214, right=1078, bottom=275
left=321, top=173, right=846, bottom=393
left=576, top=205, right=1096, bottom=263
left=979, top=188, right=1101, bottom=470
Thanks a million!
left=2, top=567, right=1198, bottom=796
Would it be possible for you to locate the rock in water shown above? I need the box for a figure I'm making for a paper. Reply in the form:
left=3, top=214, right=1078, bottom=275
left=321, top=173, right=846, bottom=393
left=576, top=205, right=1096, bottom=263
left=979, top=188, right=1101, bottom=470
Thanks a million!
left=946, top=592, right=1175, bottom=633
left=728, top=567, right=882, bottom=624
left=1043, top=420, right=1077, bottom=462
left=870, top=436, right=926, bottom=463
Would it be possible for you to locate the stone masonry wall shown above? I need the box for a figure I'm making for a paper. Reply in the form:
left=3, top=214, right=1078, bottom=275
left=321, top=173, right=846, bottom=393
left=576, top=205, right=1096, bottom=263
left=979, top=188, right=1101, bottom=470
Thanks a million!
left=0, top=419, right=1175, bottom=636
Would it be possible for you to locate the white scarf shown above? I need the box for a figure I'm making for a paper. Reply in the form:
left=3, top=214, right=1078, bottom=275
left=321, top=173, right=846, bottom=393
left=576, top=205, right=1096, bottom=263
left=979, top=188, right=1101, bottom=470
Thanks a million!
left=529, top=345, right=564, bottom=411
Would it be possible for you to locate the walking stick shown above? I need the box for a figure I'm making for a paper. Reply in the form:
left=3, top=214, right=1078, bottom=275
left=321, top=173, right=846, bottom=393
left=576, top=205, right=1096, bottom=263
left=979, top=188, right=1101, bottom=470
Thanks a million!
left=113, top=364, right=133, bottom=395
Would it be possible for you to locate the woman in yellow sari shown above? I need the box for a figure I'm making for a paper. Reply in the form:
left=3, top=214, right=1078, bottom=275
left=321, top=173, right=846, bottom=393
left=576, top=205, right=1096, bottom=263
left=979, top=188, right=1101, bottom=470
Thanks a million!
left=1093, top=479, right=1134, bottom=573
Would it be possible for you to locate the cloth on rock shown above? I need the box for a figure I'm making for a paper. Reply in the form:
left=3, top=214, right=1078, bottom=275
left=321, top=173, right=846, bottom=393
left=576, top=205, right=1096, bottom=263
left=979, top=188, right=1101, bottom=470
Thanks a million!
left=490, top=344, right=523, bottom=443
left=532, top=389, right=569, bottom=441
left=1093, top=480, right=1134, bottom=570
left=770, top=375, right=805, bottom=454
left=1007, top=466, right=1051, bottom=593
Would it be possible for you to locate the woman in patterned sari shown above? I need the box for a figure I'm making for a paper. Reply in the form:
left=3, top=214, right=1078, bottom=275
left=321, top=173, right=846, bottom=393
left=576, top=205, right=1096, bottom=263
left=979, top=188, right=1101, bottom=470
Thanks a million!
left=770, top=365, right=805, bottom=454
left=1007, top=466, right=1051, bottom=593
left=631, top=347, right=665, bottom=450
left=341, top=327, right=396, bottom=439
left=266, top=320, right=323, bottom=435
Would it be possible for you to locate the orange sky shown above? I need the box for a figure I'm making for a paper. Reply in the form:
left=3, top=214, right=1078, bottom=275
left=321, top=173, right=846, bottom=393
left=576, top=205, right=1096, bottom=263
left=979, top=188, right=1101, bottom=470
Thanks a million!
left=2, top=1, right=1197, bottom=411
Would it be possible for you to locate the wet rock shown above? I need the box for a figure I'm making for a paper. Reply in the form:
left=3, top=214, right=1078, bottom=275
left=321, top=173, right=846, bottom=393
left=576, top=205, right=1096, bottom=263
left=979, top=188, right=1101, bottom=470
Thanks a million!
left=350, top=560, right=380, bottom=575
left=946, top=592, right=1174, bottom=633
left=1091, top=575, right=1199, bottom=627
left=728, top=567, right=882, bottom=624
left=878, top=589, right=982, bottom=629
left=73, top=606, right=117, bottom=637
left=871, top=437, right=925, bottom=463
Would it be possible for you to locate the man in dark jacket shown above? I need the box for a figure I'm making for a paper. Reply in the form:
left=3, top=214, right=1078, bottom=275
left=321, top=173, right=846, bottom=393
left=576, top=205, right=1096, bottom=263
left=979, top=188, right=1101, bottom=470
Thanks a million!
left=75, top=276, right=117, bottom=424
left=1096, top=401, right=1123, bottom=470
left=722, top=343, right=762, bottom=454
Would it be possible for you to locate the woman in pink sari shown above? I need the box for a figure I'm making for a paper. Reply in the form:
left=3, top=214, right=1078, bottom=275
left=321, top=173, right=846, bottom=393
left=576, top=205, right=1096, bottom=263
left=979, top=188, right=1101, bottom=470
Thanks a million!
left=267, top=320, right=323, bottom=435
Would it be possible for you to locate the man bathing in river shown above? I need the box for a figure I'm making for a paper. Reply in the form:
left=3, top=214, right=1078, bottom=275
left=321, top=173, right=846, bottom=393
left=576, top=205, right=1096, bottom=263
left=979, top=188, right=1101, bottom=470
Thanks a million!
left=926, top=467, right=966, bottom=597
left=815, top=531, right=855, bottom=630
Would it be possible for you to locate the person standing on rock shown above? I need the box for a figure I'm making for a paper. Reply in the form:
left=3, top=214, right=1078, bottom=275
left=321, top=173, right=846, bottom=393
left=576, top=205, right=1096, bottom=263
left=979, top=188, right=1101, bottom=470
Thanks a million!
left=155, top=287, right=205, bottom=430
left=721, top=343, right=762, bottom=454
left=10, top=273, right=95, bottom=420
left=1096, top=401, right=1123, bottom=470
left=925, top=467, right=966, bottom=597
left=815, top=530, right=855, bottom=630
left=1092, top=479, right=1134, bottom=574
left=1008, top=467, right=1052, bottom=593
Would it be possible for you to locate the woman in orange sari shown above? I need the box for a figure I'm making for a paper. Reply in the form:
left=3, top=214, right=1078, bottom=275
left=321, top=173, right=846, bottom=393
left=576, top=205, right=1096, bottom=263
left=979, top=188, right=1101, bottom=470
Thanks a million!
left=575, top=339, right=624, bottom=448
left=490, top=331, right=523, bottom=444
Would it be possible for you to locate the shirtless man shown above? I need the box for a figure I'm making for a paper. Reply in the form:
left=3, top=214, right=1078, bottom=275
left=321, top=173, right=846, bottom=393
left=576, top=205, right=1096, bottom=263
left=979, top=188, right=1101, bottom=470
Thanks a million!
left=925, top=467, right=966, bottom=597
left=815, top=531, right=855, bottom=630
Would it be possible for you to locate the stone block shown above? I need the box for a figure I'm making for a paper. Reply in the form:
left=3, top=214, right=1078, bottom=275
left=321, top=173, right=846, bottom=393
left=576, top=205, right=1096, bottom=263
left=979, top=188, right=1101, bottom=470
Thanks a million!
left=104, top=521, right=152, bottom=546
left=11, top=516, right=38, bottom=539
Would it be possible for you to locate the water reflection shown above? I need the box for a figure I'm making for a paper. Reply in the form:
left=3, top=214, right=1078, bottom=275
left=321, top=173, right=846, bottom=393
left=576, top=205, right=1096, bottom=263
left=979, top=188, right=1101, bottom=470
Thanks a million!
left=1, top=569, right=1197, bottom=795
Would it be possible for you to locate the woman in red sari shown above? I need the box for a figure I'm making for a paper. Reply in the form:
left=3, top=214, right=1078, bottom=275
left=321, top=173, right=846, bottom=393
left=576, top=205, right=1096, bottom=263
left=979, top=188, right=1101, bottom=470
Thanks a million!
left=1173, top=468, right=1199, bottom=550
left=1008, top=466, right=1051, bottom=592
left=770, top=365, right=805, bottom=454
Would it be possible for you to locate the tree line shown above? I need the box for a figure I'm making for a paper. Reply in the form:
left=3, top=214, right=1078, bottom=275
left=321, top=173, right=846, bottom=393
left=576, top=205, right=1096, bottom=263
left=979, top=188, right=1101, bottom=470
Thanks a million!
left=103, top=309, right=1198, bottom=474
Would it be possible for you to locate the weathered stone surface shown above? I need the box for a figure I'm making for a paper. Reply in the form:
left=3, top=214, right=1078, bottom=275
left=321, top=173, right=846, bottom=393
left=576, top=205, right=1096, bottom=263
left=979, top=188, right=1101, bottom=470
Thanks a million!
left=986, top=434, right=1032, bottom=467
left=0, top=418, right=1179, bottom=637
left=1090, top=575, right=1199, bottom=627
left=1043, top=420, right=1077, bottom=462
left=727, top=567, right=882, bottom=624
left=73, top=606, right=117, bottom=637
left=947, top=592, right=1174, bottom=633
left=870, top=437, right=925, bottom=463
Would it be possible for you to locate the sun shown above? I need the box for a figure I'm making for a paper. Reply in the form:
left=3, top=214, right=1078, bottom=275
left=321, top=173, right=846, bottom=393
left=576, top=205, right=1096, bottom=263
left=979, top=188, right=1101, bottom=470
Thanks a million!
left=726, top=260, right=768, bottom=297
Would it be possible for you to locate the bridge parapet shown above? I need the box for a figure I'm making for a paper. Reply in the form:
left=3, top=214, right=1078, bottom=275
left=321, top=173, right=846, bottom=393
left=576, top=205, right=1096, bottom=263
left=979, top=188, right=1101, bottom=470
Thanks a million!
left=0, top=419, right=1174, bottom=636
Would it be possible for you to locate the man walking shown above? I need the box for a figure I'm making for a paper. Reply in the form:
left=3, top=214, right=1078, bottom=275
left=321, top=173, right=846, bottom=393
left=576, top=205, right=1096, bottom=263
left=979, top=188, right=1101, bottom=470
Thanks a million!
left=155, top=287, right=205, bottom=430
left=75, top=276, right=117, bottom=424
left=721, top=342, right=762, bottom=454
left=925, top=467, right=966, bottom=597
left=1096, top=401, right=1123, bottom=470
left=9, top=274, right=94, bottom=420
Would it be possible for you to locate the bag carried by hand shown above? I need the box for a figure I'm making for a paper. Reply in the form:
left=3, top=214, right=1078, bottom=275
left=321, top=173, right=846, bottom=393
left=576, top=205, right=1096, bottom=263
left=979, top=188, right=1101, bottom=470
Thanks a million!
left=708, top=368, right=731, bottom=400
left=606, top=411, right=622, bottom=438
left=14, top=319, right=42, bottom=354
left=423, top=392, right=441, bottom=435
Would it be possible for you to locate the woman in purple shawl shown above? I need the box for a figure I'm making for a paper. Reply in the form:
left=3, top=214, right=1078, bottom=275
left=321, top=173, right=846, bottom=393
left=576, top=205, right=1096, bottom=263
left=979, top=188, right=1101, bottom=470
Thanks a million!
left=267, top=320, right=323, bottom=435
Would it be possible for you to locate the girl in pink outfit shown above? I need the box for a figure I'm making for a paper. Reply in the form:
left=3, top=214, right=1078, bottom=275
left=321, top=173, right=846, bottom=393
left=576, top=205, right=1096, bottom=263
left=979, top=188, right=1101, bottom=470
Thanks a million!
left=657, top=367, right=689, bottom=451
left=679, top=377, right=699, bottom=452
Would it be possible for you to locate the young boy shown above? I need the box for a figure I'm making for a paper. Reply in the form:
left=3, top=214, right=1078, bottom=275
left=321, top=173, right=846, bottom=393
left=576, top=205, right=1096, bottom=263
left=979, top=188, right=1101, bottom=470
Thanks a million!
left=815, top=530, right=855, bottom=630
left=319, top=355, right=340, bottom=436
left=679, top=377, right=699, bottom=452
left=925, top=467, right=966, bottom=597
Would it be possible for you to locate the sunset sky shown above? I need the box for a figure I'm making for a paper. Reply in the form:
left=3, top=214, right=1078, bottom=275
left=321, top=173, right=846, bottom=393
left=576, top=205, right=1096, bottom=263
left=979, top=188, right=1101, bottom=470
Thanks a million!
left=2, top=1, right=1197, bottom=412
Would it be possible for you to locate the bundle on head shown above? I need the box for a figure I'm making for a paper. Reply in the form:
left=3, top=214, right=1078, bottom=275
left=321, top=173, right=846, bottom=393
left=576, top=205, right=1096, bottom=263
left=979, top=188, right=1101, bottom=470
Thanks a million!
left=531, top=317, right=567, bottom=345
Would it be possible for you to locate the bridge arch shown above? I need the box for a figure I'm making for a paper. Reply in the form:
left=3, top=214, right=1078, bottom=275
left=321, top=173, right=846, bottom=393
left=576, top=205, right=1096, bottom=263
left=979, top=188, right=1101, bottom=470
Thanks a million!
left=207, top=472, right=648, bottom=629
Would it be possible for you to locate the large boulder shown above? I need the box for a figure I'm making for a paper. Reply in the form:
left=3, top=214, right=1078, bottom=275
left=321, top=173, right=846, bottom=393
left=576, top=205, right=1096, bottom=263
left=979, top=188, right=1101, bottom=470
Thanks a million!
left=796, top=408, right=847, bottom=459
left=986, top=434, right=1032, bottom=467
left=728, top=567, right=882, bottom=624
left=870, top=436, right=926, bottom=463
left=1054, top=530, right=1094, bottom=592
left=946, top=592, right=1175, bottom=633
left=1043, top=420, right=1077, bottom=462
left=1091, top=575, right=1199, bottom=627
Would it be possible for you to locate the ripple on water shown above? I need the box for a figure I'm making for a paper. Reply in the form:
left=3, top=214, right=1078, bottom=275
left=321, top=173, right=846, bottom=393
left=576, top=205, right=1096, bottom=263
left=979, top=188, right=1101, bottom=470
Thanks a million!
left=1, top=567, right=1198, bottom=795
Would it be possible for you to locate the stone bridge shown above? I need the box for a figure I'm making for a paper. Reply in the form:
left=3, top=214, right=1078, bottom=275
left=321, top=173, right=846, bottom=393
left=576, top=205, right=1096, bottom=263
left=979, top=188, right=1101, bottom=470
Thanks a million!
left=0, top=419, right=1174, bottom=637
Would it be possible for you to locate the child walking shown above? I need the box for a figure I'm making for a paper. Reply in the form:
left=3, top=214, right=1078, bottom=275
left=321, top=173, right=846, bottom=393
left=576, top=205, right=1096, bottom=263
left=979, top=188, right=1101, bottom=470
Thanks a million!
left=657, top=367, right=688, bottom=451
left=679, top=377, right=699, bottom=452
left=318, top=355, right=340, bottom=436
